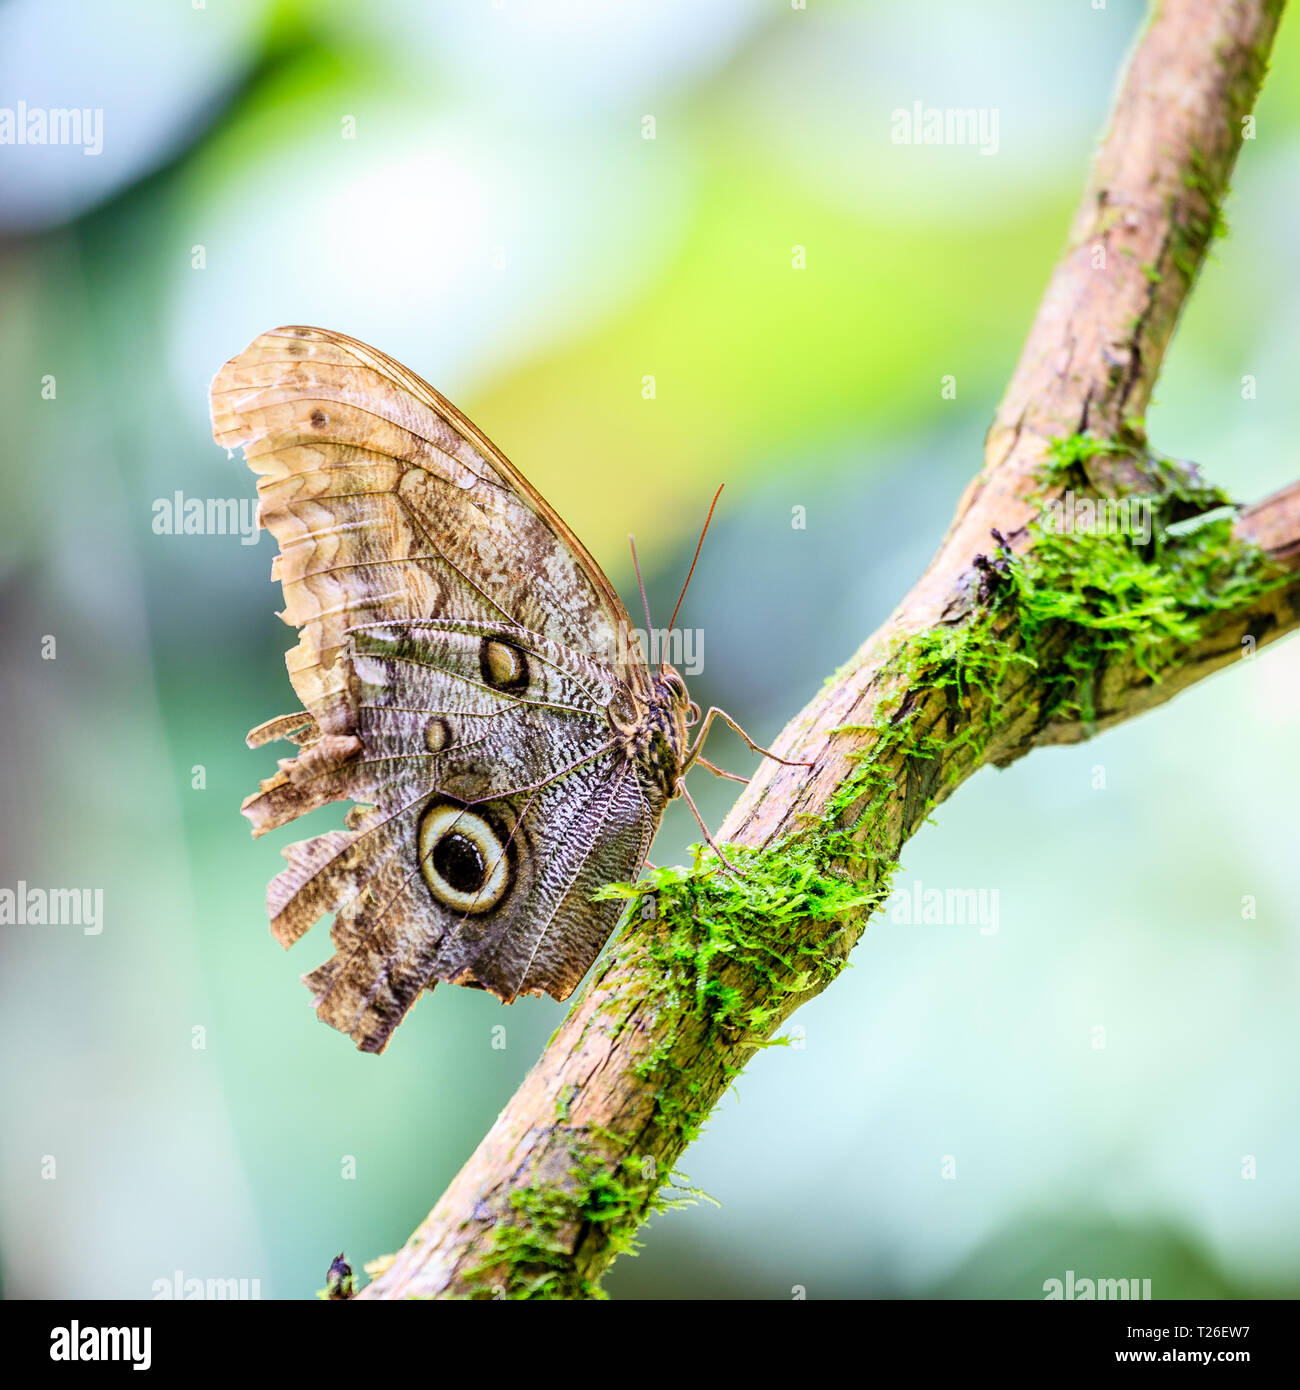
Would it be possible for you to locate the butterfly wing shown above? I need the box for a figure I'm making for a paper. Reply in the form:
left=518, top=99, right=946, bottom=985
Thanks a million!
left=212, top=326, right=647, bottom=727
left=211, top=327, right=661, bottom=1052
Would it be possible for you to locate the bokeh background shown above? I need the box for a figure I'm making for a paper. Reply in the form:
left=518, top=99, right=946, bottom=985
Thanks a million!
left=2, top=0, right=1298, bottom=1300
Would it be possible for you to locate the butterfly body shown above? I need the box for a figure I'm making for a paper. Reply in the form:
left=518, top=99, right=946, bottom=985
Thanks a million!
left=610, top=666, right=692, bottom=801
left=212, top=326, right=701, bottom=1051
left=640, top=671, right=693, bottom=796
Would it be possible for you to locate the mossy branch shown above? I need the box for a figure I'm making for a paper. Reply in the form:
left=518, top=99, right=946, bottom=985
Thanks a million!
left=358, top=0, right=1295, bottom=1300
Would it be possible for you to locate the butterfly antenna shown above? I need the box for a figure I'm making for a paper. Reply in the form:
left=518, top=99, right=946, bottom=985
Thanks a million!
left=663, top=484, right=724, bottom=670
left=628, top=534, right=655, bottom=636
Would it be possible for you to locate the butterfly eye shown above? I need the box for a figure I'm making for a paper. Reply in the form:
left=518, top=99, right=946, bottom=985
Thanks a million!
left=418, top=804, right=511, bottom=913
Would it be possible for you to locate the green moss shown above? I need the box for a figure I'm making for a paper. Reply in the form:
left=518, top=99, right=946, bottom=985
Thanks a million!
left=1040, top=432, right=1231, bottom=512
left=462, top=1142, right=708, bottom=1300
left=825, top=610, right=1030, bottom=840
left=1016, top=433, right=1276, bottom=720
left=1173, top=149, right=1229, bottom=282
left=1011, top=511, right=1274, bottom=718
left=1038, top=432, right=1130, bottom=490
left=600, top=846, right=870, bottom=1036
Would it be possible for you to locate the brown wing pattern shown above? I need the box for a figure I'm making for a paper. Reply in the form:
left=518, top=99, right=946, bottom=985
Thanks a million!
left=211, top=325, right=644, bottom=741
left=211, top=327, right=662, bottom=1052
left=267, top=619, right=656, bottom=1052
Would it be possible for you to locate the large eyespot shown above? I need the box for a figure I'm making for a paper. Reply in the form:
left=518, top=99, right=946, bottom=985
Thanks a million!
left=418, top=804, right=511, bottom=913
left=480, top=637, right=529, bottom=694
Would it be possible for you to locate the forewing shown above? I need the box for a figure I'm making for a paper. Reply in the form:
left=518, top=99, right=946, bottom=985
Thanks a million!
left=211, top=324, right=646, bottom=742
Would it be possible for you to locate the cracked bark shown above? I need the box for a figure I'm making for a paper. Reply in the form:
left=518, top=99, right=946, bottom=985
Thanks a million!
left=359, top=0, right=1295, bottom=1300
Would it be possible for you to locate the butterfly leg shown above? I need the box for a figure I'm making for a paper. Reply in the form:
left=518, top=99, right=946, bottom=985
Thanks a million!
left=696, top=756, right=749, bottom=785
left=677, top=779, right=742, bottom=875
left=684, top=707, right=814, bottom=774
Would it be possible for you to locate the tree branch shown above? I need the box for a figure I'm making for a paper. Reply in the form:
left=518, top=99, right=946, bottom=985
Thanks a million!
left=359, top=0, right=1293, bottom=1300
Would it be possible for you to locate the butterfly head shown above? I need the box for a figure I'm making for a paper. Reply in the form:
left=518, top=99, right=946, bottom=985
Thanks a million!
left=658, top=663, right=688, bottom=705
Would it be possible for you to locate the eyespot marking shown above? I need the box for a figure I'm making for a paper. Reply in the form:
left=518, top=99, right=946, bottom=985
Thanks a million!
left=418, top=804, right=510, bottom=913
left=480, top=637, right=529, bottom=694
left=425, top=717, right=452, bottom=754
left=434, top=833, right=484, bottom=893
left=606, top=686, right=640, bottom=735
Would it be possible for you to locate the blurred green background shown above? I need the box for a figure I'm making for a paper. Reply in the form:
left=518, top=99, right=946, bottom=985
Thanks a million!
left=1, top=0, right=1297, bottom=1300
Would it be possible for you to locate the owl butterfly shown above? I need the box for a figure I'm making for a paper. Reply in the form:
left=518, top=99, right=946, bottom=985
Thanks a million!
left=211, top=326, right=802, bottom=1052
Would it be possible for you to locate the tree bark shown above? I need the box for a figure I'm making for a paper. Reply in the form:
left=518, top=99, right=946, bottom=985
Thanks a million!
left=360, top=0, right=1295, bottom=1300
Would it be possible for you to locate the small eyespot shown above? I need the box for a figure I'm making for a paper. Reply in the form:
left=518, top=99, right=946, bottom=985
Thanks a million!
left=309, top=409, right=328, bottom=429
left=606, top=686, right=639, bottom=734
left=418, top=804, right=510, bottom=913
left=425, top=717, right=451, bottom=754
left=480, top=637, right=529, bottom=694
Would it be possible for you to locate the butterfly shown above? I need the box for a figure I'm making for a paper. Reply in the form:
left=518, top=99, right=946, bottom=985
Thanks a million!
left=211, top=326, right=801, bottom=1052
